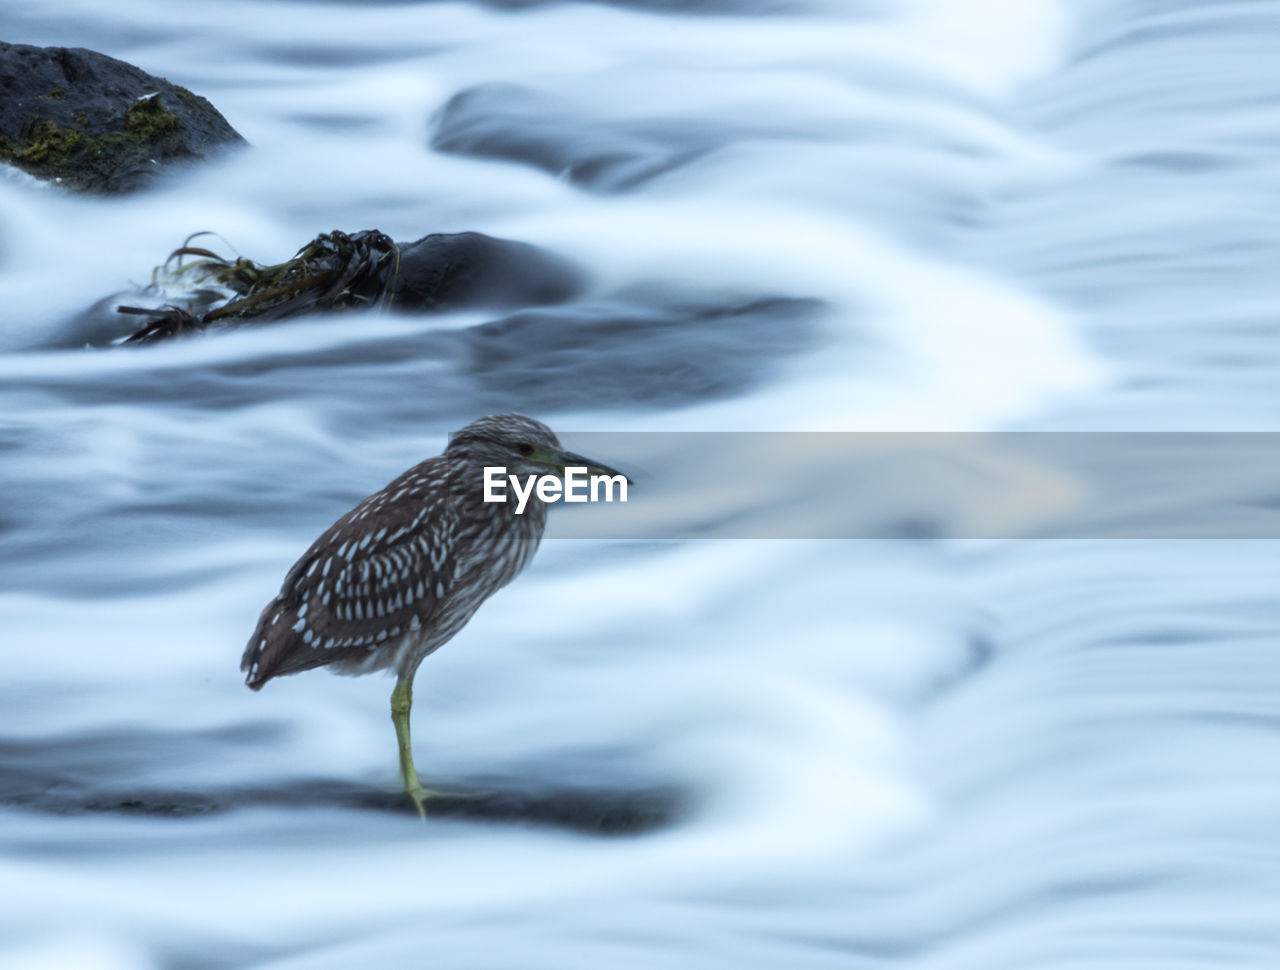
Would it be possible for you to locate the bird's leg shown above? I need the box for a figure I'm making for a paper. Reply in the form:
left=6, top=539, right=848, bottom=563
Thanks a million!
left=390, top=675, right=429, bottom=819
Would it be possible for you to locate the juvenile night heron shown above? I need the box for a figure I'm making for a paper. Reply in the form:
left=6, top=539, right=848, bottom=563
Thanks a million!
left=240, top=414, right=626, bottom=817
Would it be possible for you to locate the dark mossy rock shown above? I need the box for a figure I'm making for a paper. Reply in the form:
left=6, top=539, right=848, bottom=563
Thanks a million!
left=0, top=42, right=246, bottom=193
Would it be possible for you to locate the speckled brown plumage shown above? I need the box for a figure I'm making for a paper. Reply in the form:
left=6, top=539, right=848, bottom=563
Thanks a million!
left=241, top=414, right=554, bottom=689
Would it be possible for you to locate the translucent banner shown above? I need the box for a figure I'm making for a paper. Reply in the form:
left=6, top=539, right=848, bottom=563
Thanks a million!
left=525, top=432, right=1280, bottom=540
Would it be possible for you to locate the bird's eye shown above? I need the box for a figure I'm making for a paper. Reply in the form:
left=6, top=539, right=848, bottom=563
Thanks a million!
left=517, top=442, right=534, bottom=456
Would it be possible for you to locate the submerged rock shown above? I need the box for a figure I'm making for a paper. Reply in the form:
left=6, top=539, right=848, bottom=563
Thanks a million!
left=459, top=296, right=826, bottom=411
left=65, top=229, right=584, bottom=346
left=431, top=83, right=721, bottom=192
left=0, top=42, right=245, bottom=193
left=0, top=724, right=682, bottom=835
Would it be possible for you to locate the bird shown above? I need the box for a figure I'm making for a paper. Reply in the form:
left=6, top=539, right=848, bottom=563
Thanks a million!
left=240, top=413, right=627, bottom=817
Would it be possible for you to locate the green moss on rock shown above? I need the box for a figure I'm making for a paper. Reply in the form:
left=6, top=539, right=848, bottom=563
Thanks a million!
left=0, top=97, right=192, bottom=189
left=173, top=85, right=209, bottom=112
left=0, top=42, right=247, bottom=193
left=124, top=95, right=182, bottom=138
left=0, top=118, right=85, bottom=169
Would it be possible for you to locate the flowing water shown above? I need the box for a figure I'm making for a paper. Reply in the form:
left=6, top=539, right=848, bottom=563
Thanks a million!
left=1, top=1, right=1278, bottom=968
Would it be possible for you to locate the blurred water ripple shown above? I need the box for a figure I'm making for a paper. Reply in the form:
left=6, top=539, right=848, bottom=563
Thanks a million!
left=0, top=1, right=1277, bottom=968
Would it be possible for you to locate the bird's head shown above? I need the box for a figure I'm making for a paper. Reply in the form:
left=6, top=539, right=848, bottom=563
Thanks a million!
left=447, top=413, right=628, bottom=482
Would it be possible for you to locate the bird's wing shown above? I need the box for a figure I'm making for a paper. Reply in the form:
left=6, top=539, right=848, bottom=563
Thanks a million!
left=241, top=462, right=458, bottom=687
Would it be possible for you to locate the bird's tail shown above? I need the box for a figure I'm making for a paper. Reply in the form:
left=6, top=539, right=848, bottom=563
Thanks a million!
left=241, top=598, right=284, bottom=690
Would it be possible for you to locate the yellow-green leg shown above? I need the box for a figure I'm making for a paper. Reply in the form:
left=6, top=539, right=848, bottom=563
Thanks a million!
left=390, top=675, right=429, bottom=819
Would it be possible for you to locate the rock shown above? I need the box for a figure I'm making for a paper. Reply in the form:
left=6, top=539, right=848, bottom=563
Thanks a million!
left=458, top=296, right=825, bottom=410
left=0, top=724, right=683, bottom=835
left=393, top=231, right=585, bottom=312
left=431, top=83, right=727, bottom=192
left=58, top=229, right=585, bottom=346
left=0, top=42, right=246, bottom=193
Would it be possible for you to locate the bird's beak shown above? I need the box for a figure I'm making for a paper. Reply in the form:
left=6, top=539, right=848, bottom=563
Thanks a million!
left=553, top=450, right=632, bottom=485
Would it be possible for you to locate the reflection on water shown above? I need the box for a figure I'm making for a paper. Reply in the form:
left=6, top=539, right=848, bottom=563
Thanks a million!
left=1, top=0, right=1278, bottom=968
